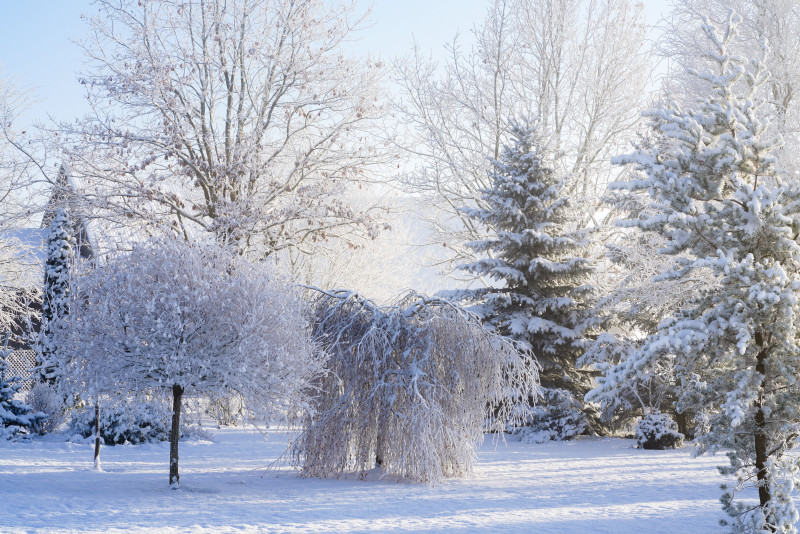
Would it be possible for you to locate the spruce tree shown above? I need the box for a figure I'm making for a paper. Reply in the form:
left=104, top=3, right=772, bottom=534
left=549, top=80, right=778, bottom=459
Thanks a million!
left=612, top=13, right=800, bottom=532
left=458, top=121, right=596, bottom=427
left=37, top=208, right=74, bottom=386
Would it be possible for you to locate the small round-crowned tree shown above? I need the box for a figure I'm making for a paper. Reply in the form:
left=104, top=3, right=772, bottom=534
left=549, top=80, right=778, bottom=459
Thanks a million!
left=55, top=237, right=324, bottom=487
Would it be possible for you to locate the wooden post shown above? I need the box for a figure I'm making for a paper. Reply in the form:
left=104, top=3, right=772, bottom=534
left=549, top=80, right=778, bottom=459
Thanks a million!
left=169, top=384, right=184, bottom=488
left=93, top=400, right=101, bottom=470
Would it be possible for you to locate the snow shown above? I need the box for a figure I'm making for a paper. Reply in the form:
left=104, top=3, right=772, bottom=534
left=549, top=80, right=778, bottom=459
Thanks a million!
left=0, top=426, right=729, bottom=533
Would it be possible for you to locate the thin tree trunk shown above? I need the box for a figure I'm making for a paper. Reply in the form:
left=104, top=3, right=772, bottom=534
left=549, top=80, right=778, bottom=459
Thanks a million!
left=169, top=384, right=184, bottom=488
left=754, top=333, right=773, bottom=530
left=93, top=400, right=101, bottom=470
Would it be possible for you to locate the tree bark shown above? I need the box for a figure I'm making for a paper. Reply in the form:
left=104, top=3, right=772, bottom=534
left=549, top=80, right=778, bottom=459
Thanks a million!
left=674, top=409, right=693, bottom=440
left=754, top=332, right=773, bottom=529
left=754, top=403, right=771, bottom=506
left=93, top=400, right=101, bottom=470
left=169, top=384, right=184, bottom=488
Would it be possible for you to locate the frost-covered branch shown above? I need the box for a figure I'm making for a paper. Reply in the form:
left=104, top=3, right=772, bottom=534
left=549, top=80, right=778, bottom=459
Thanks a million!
left=293, top=288, right=539, bottom=483
left=394, top=0, right=651, bottom=270
left=59, top=0, right=390, bottom=259
left=54, top=237, right=324, bottom=486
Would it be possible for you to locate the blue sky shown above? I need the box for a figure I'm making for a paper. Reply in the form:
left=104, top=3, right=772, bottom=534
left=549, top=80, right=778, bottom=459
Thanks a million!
left=0, top=0, right=669, bottom=127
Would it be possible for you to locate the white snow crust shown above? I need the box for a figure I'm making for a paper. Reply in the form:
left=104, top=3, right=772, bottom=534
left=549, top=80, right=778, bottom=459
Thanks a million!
left=0, top=426, right=730, bottom=533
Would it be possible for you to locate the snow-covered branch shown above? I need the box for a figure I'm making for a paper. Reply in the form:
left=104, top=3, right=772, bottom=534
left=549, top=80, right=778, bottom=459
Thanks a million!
left=54, top=236, right=324, bottom=486
left=293, top=287, right=539, bottom=483
left=60, top=0, right=391, bottom=258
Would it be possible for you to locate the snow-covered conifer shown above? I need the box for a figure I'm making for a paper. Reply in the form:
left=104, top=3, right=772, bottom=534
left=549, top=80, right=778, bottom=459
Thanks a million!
left=37, top=208, right=74, bottom=386
left=53, top=237, right=324, bottom=487
left=581, top=232, right=712, bottom=434
left=610, top=13, right=800, bottom=532
left=456, top=121, right=597, bottom=431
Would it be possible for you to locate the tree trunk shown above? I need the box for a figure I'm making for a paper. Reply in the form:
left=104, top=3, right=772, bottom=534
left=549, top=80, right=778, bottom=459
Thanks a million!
left=754, top=404, right=771, bottom=507
left=674, top=409, right=693, bottom=440
left=754, top=333, right=773, bottom=530
left=169, top=384, right=184, bottom=488
left=93, top=400, right=101, bottom=470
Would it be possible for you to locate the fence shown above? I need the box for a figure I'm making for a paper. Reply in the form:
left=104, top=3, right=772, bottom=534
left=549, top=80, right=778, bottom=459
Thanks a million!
left=5, top=349, right=36, bottom=397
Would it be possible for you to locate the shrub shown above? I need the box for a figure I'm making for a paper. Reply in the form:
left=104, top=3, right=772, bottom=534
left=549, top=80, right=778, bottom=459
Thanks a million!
left=0, top=374, right=46, bottom=441
left=69, top=397, right=171, bottom=445
left=635, top=412, right=684, bottom=450
left=513, top=388, right=590, bottom=443
left=26, top=382, right=67, bottom=435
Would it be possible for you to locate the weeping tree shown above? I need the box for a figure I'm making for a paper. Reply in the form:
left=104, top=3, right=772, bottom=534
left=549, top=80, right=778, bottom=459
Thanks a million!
left=293, top=289, right=539, bottom=484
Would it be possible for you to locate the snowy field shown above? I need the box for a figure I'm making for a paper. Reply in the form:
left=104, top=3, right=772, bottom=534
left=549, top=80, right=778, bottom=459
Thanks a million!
left=0, top=426, right=732, bottom=533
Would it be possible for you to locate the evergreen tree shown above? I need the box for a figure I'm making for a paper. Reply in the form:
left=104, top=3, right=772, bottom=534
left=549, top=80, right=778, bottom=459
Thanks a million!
left=37, top=208, right=74, bottom=386
left=611, top=13, right=800, bottom=532
left=457, top=121, right=597, bottom=427
left=0, top=340, right=46, bottom=440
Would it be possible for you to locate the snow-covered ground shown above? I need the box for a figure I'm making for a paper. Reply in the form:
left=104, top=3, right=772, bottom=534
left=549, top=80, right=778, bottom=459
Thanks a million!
left=1, top=427, right=729, bottom=533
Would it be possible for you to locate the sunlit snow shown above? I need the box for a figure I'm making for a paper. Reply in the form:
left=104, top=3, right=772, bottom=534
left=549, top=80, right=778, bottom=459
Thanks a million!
left=0, top=426, right=730, bottom=533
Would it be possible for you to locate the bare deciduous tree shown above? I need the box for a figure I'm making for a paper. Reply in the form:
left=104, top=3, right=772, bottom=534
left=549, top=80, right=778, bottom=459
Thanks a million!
left=0, top=68, right=43, bottom=224
left=394, top=0, right=651, bottom=270
left=61, top=0, right=389, bottom=258
left=0, top=71, right=44, bottom=336
left=0, top=235, right=41, bottom=341
left=659, top=0, right=800, bottom=169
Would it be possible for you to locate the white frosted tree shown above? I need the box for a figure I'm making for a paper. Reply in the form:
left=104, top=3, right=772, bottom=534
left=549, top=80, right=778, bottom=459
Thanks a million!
left=54, top=237, right=324, bottom=487
left=61, top=0, right=388, bottom=259
left=395, top=0, right=650, bottom=270
left=611, top=13, right=800, bottom=532
left=37, top=208, right=74, bottom=386
left=659, top=0, right=800, bottom=170
left=0, top=66, right=47, bottom=225
left=0, top=235, right=41, bottom=342
left=455, top=121, right=597, bottom=433
left=294, top=288, right=538, bottom=483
